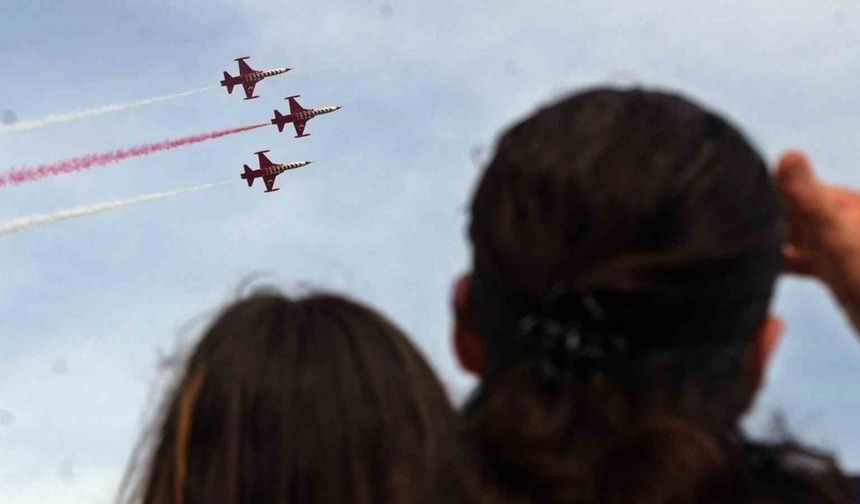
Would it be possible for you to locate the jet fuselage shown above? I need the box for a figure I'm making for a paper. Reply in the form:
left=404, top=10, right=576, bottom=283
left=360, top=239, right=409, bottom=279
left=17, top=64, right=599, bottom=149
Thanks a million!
left=220, top=67, right=290, bottom=88
left=271, top=106, right=341, bottom=126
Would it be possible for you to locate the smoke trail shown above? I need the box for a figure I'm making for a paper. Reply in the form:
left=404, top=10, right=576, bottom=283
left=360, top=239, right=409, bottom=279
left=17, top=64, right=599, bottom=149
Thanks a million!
left=0, top=181, right=229, bottom=237
left=0, top=123, right=268, bottom=188
left=0, top=86, right=217, bottom=138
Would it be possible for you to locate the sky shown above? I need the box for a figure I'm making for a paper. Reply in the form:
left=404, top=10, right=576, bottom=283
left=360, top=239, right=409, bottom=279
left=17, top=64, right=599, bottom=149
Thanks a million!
left=2, top=1, right=860, bottom=502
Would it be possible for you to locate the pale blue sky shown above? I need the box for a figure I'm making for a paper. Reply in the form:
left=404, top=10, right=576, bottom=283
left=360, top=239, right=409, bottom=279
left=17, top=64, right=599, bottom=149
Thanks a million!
left=2, top=1, right=860, bottom=502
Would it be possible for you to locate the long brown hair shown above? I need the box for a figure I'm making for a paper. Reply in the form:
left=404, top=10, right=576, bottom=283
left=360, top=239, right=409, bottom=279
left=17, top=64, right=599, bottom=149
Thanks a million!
left=122, top=291, right=455, bottom=504
left=447, top=88, right=854, bottom=504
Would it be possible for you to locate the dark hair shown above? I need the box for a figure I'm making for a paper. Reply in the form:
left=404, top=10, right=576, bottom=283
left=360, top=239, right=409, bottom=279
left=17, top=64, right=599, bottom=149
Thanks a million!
left=122, top=291, right=455, bottom=504
left=447, top=88, right=854, bottom=504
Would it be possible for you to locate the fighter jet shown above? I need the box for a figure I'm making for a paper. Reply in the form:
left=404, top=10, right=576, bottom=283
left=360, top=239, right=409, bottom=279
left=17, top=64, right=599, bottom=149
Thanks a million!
left=240, top=150, right=312, bottom=193
left=221, top=57, right=290, bottom=100
left=271, top=95, right=341, bottom=138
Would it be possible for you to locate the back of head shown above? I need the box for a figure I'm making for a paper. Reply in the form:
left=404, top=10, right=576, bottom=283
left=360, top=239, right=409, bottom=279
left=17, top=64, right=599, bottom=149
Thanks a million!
left=472, top=88, right=780, bottom=311
left=126, top=291, right=454, bottom=504
left=453, top=88, right=853, bottom=504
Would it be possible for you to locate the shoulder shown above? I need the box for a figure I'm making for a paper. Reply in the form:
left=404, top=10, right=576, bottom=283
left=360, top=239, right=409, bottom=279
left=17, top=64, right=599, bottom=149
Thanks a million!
left=740, top=441, right=854, bottom=504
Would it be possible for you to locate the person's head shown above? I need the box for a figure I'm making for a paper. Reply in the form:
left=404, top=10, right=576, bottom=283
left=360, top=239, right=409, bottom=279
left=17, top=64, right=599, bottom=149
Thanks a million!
left=455, top=86, right=784, bottom=402
left=447, top=88, right=851, bottom=504
left=125, top=291, right=454, bottom=504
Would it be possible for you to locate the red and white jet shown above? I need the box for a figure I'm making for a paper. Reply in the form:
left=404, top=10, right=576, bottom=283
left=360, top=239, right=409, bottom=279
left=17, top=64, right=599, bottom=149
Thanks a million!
left=240, top=150, right=312, bottom=193
left=271, top=95, right=341, bottom=138
left=220, top=57, right=290, bottom=100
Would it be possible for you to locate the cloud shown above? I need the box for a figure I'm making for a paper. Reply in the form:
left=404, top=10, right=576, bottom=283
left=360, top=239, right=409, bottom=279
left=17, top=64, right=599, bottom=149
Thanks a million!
left=1, top=465, right=121, bottom=504
left=1, top=110, right=17, bottom=125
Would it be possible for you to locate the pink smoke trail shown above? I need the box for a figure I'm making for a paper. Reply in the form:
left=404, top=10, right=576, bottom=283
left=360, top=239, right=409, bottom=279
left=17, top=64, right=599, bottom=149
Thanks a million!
left=0, top=123, right=268, bottom=187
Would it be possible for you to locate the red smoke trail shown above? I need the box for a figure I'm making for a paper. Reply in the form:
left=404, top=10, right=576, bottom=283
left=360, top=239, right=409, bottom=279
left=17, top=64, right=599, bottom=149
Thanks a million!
left=0, top=123, right=268, bottom=188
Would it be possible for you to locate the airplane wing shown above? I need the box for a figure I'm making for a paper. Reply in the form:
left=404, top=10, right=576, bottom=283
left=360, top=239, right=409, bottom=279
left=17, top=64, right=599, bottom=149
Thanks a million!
left=293, top=120, right=307, bottom=137
left=263, top=174, right=278, bottom=192
left=242, top=82, right=257, bottom=99
left=256, top=151, right=274, bottom=169
left=288, top=97, right=306, bottom=115
left=237, top=58, right=255, bottom=75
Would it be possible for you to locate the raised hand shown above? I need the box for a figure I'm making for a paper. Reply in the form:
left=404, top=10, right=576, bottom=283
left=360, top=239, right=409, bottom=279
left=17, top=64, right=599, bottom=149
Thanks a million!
left=775, top=150, right=860, bottom=334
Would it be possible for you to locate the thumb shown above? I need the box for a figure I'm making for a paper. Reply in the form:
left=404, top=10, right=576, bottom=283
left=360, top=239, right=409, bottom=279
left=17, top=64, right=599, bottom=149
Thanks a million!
left=774, top=150, right=832, bottom=226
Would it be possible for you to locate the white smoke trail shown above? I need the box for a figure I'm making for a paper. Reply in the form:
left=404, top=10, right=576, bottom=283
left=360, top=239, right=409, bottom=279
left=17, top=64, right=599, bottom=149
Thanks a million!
left=0, top=86, right=216, bottom=137
left=0, top=181, right=229, bottom=237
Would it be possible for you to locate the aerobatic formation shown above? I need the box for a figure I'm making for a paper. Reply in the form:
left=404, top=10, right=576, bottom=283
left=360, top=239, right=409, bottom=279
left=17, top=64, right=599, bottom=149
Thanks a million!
left=221, top=56, right=341, bottom=194
left=0, top=54, right=343, bottom=237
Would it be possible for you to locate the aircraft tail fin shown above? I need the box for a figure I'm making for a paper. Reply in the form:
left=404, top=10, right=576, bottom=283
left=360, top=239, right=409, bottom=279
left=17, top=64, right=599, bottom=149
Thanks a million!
left=273, top=110, right=286, bottom=132
left=241, top=165, right=255, bottom=187
left=223, top=72, right=235, bottom=94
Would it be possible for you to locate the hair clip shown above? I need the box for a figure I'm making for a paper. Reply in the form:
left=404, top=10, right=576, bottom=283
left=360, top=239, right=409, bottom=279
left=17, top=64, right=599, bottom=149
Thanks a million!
left=517, top=286, right=630, bottom=390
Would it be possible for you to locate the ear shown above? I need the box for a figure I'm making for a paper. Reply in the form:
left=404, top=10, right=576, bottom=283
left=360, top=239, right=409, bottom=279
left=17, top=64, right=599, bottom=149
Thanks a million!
left=452, top=273, right=486, bottom=376
left=748, top=315, right=784, bottom=388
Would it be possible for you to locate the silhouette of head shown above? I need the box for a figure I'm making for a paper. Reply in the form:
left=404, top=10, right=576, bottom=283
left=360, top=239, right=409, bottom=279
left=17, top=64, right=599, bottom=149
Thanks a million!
left=128, top=291, right=454, bottom=504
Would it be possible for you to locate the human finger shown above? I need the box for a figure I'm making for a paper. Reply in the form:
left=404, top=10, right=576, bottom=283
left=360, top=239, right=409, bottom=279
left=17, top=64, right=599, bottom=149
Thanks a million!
left=775, top=150, right=834, bottom=229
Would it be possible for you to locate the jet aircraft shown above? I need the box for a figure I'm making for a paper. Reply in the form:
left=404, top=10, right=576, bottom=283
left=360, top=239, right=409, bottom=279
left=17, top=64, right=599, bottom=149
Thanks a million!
left=270, top=95, right=341, bottom=138
left=220, top=57, right=290, bottom=100
left=240, top=150, right=311, bottom=193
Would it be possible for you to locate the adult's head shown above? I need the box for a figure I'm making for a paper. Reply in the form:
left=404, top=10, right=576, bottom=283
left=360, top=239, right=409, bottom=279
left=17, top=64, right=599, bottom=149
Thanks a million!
left=124, top=291, right=454, bottom=504
left=449, top=88, right=852, bottom=504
